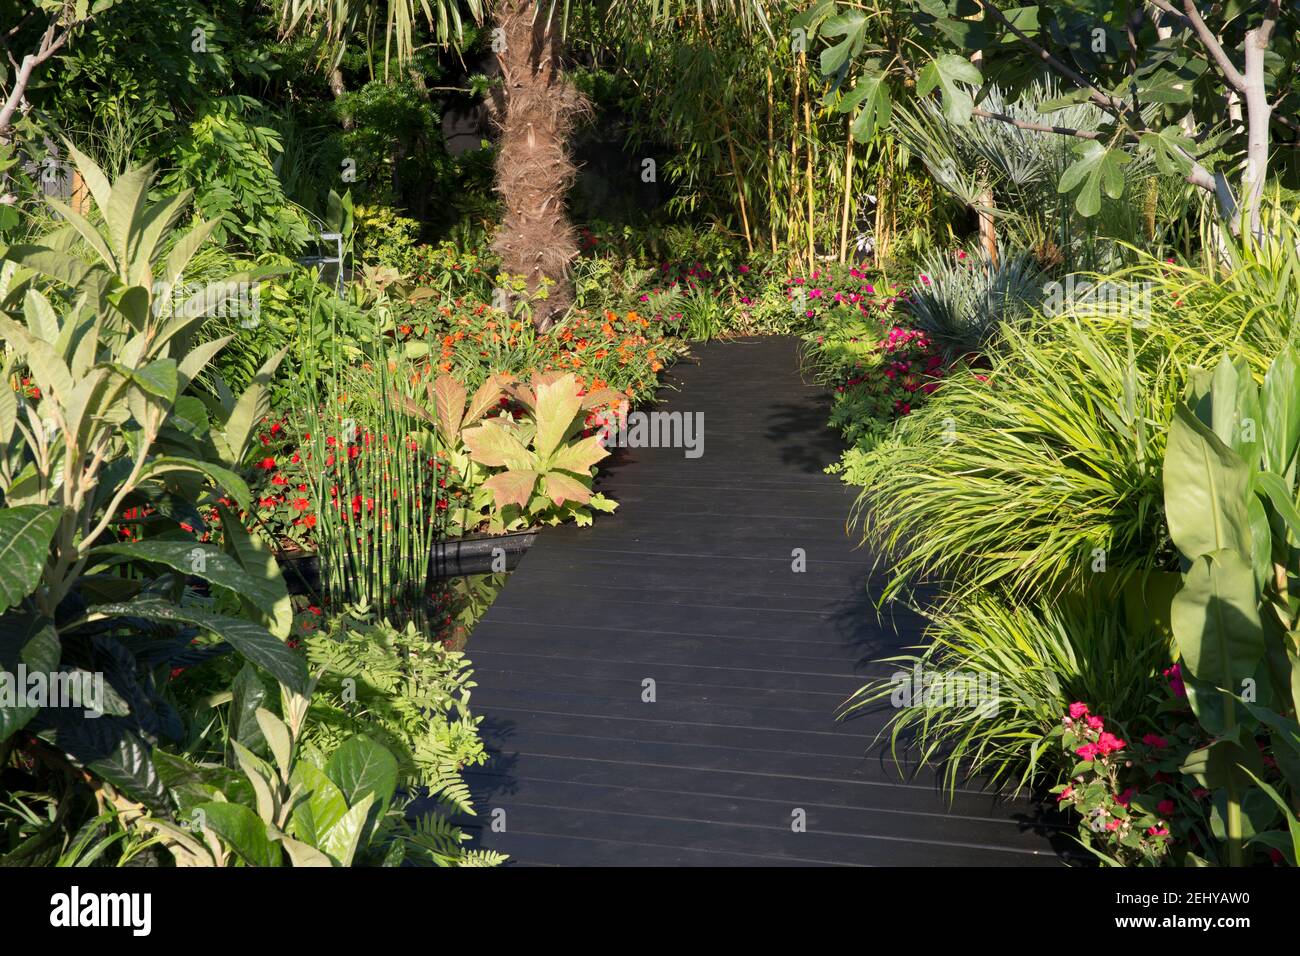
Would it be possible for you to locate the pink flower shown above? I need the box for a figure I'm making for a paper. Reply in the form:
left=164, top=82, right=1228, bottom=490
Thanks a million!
left=1068, top=702, right=1089, bottom=719
left=1142, top=733, right=1168, bottom=749
left=1157, top=800, right=1175, bottom=816
left=1147, top=825, right=1169, bottom=837
left=1056, top=786, right=1074, bottom=802
left=1075, top=743, right=1100, bottom=761
left=1085, top=715, right=1105, bottom=731
left=1163, top=663, right=1186, bottom=698
left=1115, top=788, right=1134, bottom=808
left=1106, top=819, right=1122, bottom=832
left=1096, top=732, right=1126, bottom=755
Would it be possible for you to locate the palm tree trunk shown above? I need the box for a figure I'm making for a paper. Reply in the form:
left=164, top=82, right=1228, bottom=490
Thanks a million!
left=489, top=0, right=589, bottom=331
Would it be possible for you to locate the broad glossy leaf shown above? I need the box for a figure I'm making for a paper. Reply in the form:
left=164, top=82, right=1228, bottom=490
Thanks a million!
left=1171, top=550, right=1264, bottom=690
left=325, top=735, right=398, bottom=817
left=1261, top=347, right=1300, bottom=477
left=917, top=54, right=982, bottom=124
left=317, top=792, right=375, bottom=867
left=193, top=800, right=281, bottom=867
left=89, top=599, right=306, bottom=693
left=0, top=616, right=59, bottom=741
left=290, top=761, right=349, bottom=849
left=92, top=540, right=284, bottom=612
left=1163, top=405, right=1253, bottom=561
left=0, top=505, right=62, bottom=614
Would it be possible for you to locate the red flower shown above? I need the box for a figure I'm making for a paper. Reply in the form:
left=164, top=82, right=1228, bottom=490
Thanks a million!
left=259, top=457, right=276, bottom=470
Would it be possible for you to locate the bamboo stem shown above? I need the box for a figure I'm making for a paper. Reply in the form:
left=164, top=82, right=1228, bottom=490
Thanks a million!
left=722, top=112, right=754, bottom=256
left=802, top=49, right=815, bottom=269
left=839, top=117, right=854, bottom=264
left=788, top=51, right=803, bottom=272
left=766, top=65, right=778, bottom=255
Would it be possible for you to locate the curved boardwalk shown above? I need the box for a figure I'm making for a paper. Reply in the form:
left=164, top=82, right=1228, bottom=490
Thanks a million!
left=459, top=336, right=1067, bottom=866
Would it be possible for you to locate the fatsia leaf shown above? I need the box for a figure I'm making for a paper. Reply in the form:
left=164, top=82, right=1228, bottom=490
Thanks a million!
left=1058, top=141, right=1132, bottom=217
left=916, top=54, right=982, bottom=124
left=0, top=506, right=62, bottom=614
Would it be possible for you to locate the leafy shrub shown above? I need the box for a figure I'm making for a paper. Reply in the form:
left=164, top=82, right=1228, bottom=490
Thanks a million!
left=0, top=152, right=306, bottom=833
left=844, top=589, right=1170, bottom=794
left=161, top=96, right=312, bottom=256
left=302, top=611, right=491, bottom=821
left=855, top=269, right=1276, bottom=605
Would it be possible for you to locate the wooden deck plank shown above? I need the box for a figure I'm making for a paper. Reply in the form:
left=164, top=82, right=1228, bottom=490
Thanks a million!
left=459, top=336, right=1064, bottom=866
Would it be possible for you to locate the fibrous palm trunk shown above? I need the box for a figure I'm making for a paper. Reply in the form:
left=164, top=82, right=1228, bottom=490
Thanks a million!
left=489, top=0, right=589, bottom=331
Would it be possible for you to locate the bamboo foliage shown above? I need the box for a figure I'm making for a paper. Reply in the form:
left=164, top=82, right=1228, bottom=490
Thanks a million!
left=620, top=5, right=888, bottom=271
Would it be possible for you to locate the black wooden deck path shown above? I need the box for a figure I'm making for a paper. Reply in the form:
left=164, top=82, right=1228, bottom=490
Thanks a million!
left=457, top=336, right=1067, bottom=866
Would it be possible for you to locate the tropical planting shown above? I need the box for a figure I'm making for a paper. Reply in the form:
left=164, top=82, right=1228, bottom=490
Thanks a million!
left=3, top=0, right=1300, bottom=874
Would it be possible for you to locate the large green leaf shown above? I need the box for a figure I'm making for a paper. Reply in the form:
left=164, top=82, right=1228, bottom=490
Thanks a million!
left=842, top=73, right=892, bottom=143
left=1261, top=346, right=1300, bottom=477
left=1163, top=405, right=1253, bottom=561
left=0, top=506, right=62, bottom=614
left=325, top=735, right=399, bottom=817
left=193, top=801, right=282, bottom=867
left=290, top=761, right=349, bottom=849
left=1171, top=550, right=1264, bottom=691
left=216, top=504, right=292, bottom=639
left=0, top=617, right=59, bottom=742
left=317, top=792, right=376, bottom=867
left=1058, top=141, right=1132, bottom=217
left=89, top=599, right=306, bottom=693
left=916, top=54, right=982, bottom=124
left=817, top=10, right=867, bottom=77
left=91, top=540, right=283, bottom=612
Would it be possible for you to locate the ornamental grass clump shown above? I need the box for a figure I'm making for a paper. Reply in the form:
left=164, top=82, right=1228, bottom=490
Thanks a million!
left=854, top=252, right=1281, bottom=606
